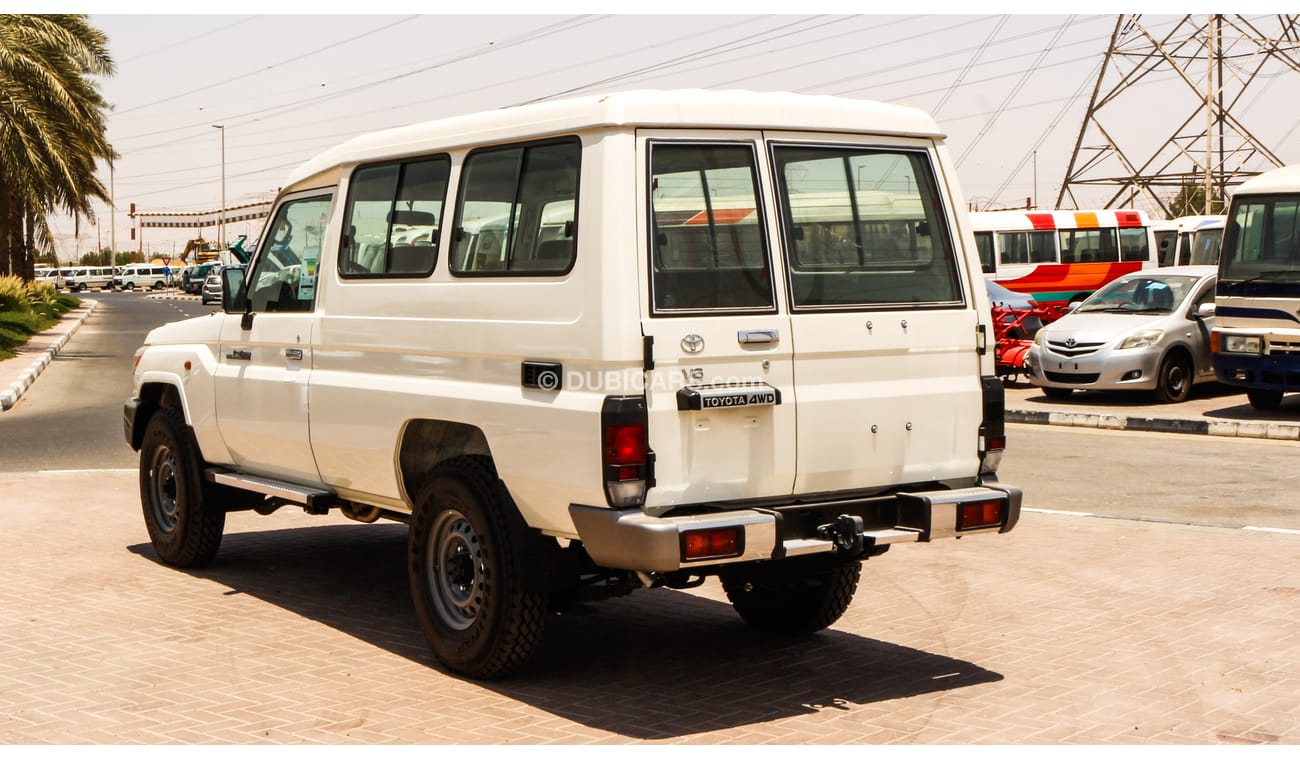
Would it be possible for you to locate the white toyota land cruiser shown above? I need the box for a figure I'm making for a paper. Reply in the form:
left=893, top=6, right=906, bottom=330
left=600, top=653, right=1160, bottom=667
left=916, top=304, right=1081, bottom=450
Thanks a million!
left=125, top=90, right=1021, bottom=679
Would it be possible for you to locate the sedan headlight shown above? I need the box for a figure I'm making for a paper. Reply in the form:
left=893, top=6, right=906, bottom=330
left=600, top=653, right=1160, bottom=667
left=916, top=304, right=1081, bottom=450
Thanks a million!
left=1033, top=330, right=1044, bottom=346
left=1222, top=335, right=1263, bottom=354
left=1119, top=329, right=1164, bottom=350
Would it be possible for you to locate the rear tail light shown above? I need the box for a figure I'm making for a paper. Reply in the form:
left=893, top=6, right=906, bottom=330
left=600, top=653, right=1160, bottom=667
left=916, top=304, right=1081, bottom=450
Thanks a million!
left=980, top=376, right=1005, bottom=476
left=682, top=528, right=741, bottom=560
left=601, top=396, right=653, bottom=507
left=957, top=499, right=1004, bottom=530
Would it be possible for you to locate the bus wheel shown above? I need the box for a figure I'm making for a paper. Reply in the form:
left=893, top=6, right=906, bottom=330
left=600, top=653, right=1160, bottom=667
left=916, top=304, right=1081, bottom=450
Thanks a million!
left=1247, top=389, right=1283, bottom=411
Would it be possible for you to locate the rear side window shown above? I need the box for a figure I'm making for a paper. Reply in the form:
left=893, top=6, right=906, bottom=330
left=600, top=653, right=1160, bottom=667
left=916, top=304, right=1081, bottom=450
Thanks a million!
left=997, top=230, right=1055, bottom=265
left=772, top=145, right=961, bottom=309
left=450, top=139, right=579, bottom=276
left=1059, top=228, right=1119, bottom=263
left=648, top=142, right=775, bottom=313
left=340, top=156, right=450, bottom=278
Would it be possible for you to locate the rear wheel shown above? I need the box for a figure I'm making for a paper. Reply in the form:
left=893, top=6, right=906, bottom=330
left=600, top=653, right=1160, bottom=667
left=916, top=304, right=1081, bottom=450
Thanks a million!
left=720, top=559, right=861, bottom=635
left=1154, top=352, right=1192, bottom=403
left=408, top=456, right=548, bottom=679
left=139, top=406, right=225, bottom=567
left=1247, top=389, right=1284, bottom=411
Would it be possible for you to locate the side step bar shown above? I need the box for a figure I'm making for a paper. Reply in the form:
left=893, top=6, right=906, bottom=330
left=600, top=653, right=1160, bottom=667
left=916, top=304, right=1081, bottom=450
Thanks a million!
left=205, top=468, right=336, bottom=515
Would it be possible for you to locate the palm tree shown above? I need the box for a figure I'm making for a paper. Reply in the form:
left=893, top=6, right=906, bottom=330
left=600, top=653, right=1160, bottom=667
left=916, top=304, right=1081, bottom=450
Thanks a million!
left=0, top=14, right=115, bottom=279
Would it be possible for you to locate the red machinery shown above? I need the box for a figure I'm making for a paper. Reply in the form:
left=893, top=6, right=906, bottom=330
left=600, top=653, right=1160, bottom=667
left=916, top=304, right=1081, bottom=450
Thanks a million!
left=990, top=302, right=1065, bottom=383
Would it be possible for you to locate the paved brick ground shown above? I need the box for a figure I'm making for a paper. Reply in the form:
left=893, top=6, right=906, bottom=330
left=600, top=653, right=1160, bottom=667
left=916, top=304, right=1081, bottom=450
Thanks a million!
left=1, top=470, right=1296, bottom=744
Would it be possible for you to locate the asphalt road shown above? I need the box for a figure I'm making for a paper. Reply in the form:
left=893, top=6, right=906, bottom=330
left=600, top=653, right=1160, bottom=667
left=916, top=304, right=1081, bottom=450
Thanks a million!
left=0, top=291, right=217, bottom=472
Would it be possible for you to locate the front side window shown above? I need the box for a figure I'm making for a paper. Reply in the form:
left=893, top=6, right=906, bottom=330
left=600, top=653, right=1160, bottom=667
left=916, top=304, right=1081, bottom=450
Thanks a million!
left=649, top=142, right=774, bottom=312
left=340, top=156, right=449, bottom=278
left=773, top=145, right=961, bottom=308
left=246, top=194, right=334, bottom=313
left=1119, top=226, right=1151, bottom=262
left=450, top=139, right=579, bottom=276
left=974, top=231, right=995, bottom=273
left=1059, top=228, right=1119, bottom=263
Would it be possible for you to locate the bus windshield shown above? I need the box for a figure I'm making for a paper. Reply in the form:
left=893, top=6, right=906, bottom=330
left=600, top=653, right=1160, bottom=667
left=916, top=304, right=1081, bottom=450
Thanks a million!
left=1220, top=196, right=1300, bottom=282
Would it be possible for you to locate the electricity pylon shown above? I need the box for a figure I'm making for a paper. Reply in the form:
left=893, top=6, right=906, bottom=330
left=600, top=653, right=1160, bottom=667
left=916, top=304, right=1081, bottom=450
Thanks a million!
left=1058, top=14, right=1300, bottom=217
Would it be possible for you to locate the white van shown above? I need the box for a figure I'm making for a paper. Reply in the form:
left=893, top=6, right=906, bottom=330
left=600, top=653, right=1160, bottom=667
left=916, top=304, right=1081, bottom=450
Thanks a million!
left=126, top=89, right=1021, bottom=678
left=114, top=264, right=172, bottom=291
left=66, top=266, right=116, bottom=291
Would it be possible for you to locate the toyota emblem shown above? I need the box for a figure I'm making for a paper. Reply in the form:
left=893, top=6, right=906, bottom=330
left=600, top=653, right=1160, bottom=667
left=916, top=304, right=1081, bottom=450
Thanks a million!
left=681, top=334, right=705, bottom=354
left=1065, top=338, right=1077, bottom=348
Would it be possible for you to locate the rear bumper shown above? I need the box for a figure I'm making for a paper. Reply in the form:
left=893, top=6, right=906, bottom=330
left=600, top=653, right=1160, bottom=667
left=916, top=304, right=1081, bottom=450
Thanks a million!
left=569, top=484, right=1021, bottom=574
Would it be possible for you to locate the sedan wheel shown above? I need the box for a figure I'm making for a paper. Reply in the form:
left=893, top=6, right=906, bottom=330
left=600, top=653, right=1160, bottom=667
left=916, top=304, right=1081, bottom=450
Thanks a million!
left=1154, top=353, right=1192, bottom=403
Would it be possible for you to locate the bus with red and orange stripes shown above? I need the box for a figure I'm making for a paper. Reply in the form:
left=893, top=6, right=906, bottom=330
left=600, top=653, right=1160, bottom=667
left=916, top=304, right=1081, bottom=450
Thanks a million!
left=970, top=209, right=1158, bottom=309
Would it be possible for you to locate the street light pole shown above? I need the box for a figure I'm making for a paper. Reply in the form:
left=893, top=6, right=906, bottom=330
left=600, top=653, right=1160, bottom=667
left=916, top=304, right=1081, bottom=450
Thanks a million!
left=212, top=124, right=225, bottom=253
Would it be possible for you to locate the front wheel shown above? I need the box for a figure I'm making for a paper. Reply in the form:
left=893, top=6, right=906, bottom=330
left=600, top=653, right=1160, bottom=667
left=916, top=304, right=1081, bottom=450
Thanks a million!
left=408, top=457, right=548, bottom=679
left=1247, top=389, right=1284, bottom=411
left=1042, top=386, right=1074, bottom=399
left=139, top=407, right=225, bottom=567
left=720, top=559, right=861, bottom=635
left=1154, top=353, right=1192, bottom=403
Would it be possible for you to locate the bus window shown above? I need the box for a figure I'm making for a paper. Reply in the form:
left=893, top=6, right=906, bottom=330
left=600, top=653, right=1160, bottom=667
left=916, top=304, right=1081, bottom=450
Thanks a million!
left=1119, top=226, right=1151, bottom=262
left=974, top=231, right=995, bottom=273
left=1059, top=228, right=1118, bottom=263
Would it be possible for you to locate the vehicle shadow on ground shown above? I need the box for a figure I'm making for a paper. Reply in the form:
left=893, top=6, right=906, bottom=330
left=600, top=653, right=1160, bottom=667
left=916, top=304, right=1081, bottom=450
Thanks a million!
left=129, top=522, right=1002, bottom=739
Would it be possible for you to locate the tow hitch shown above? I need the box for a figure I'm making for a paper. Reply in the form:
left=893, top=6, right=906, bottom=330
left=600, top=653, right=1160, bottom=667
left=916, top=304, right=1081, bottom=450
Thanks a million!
left=817, top=514, right=865, bottom=554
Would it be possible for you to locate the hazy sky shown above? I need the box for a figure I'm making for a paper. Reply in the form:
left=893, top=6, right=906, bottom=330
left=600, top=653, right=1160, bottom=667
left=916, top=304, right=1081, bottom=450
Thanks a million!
left=39, top=6, right=1300, bottom=261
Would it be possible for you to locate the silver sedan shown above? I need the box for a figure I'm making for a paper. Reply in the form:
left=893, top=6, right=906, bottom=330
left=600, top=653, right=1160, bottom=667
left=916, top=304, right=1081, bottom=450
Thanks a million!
left=1024, top=265, right=1218, bottom=403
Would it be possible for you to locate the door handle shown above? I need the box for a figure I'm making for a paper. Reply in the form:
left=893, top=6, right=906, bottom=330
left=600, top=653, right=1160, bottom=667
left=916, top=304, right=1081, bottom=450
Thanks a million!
left=284, top=348, right=304, bottom=360
left=226, top=349, right=251, bottom=361
left=738, top=329, right=779, bottom=345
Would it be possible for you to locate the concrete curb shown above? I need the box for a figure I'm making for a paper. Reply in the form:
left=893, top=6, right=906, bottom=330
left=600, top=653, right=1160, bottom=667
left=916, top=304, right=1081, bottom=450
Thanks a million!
left=1007, top=407, right=1300, bottom=440
left=0, top=300, right=98, bottom=412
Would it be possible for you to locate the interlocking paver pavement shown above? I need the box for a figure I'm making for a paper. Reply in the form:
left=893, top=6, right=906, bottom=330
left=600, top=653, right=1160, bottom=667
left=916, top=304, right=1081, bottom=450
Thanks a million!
left=1, top=470, right=1296, bottom=744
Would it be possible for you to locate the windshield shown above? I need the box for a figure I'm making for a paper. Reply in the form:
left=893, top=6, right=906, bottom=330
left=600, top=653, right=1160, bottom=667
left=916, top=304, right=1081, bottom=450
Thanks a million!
left=1220, top=196, right=1300, bottom=283
left=1076, top=274, right=1200, bottom=314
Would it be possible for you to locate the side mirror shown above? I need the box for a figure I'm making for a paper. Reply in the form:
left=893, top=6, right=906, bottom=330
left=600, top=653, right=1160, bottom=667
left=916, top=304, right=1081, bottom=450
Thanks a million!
left=1196, top=302, right=1216, bottom=319
left=221, top=266, right=247, bottom=314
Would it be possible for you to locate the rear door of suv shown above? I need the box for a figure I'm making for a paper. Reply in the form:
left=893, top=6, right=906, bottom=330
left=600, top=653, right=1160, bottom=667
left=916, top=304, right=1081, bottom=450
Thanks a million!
left=638, top=133, right=797, bottom=509
left=767, top=137, right=982, bottom=493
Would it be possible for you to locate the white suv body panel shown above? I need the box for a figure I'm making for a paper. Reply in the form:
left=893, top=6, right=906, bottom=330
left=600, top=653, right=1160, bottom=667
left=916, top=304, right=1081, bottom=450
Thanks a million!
left=129, top=88, right=1005, bottom=544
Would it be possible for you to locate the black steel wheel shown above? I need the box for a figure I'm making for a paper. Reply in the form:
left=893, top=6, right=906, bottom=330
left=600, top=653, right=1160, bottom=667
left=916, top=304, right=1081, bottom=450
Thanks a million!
left=139, top=406, right=225, bottom=567
left=408, top=456, right=548, bottom=679
left=1154, top=352, right=1192, bottom=403
left=720, top=558, right=861, bottom=635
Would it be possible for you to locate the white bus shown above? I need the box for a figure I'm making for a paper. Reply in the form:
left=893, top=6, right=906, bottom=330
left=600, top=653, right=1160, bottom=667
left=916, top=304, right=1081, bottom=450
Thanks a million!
left=969, top=208, right=1157, bottom=308
left=1153, top=215, right=1226, bottom=267
left=1212, top=164, right=1300, bottom=409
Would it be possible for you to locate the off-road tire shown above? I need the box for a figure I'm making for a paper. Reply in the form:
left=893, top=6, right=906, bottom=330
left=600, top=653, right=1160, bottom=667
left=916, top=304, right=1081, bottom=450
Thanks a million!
left=1247, top=389, right=1284, bottom=411
left=408, top=456, right=548, bottom=679
left=1154, top=352, right=1192, bottom=403
left=139, top=406, right=225, bottom=567
left=720, top=559, right=861, bottom=635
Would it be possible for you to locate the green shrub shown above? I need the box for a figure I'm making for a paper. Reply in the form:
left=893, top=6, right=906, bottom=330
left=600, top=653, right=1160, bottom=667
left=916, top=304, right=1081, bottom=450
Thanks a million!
left=27, top=280, right=58, bottom=306
left=0, top=275, right=28, bottom=313
left=0, top=310, right=43, bottom=335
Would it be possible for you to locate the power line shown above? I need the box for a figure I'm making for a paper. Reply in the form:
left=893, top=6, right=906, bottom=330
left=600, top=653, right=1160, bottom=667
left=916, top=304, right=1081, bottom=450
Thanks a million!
left=113, top=16, right=422, bottom=116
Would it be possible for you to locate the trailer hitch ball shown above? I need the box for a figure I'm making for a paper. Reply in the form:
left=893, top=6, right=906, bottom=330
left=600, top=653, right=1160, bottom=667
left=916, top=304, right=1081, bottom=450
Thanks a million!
left=818, top=514, right=865, bottom=554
